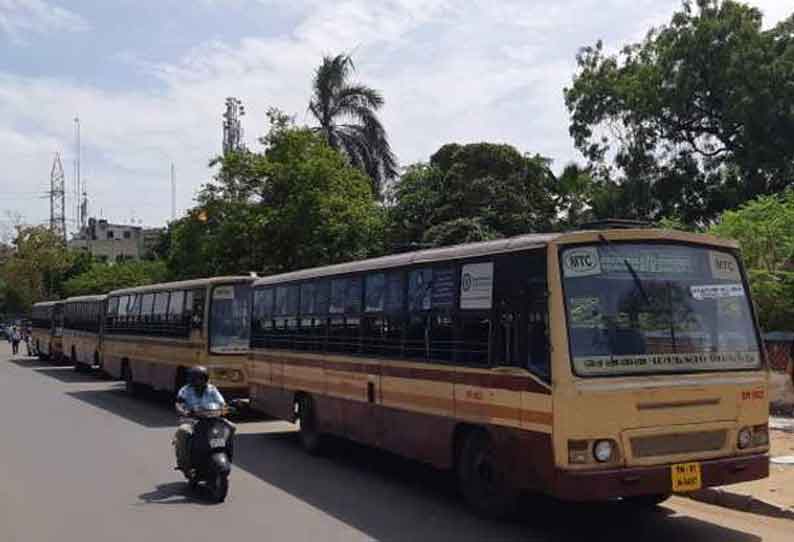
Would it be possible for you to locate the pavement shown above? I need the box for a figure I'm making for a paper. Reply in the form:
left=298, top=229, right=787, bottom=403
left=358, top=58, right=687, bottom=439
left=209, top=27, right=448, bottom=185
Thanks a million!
left=690, top=417, right=794, bottom=519
left=1, top=342, right=793, bottom=541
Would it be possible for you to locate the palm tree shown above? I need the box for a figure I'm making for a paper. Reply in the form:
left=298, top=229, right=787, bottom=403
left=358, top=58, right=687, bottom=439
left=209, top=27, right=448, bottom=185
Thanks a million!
left=309, top=54, right=398, bottom=197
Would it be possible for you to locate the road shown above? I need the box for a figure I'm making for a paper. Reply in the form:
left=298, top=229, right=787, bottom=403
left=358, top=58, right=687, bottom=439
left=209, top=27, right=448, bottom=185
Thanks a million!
left=0, top=343, right=791, bottom=542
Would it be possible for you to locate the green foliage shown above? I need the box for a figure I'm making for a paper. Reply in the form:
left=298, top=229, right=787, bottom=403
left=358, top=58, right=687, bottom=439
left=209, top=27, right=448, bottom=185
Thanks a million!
left=62, top=260, right=169, bottom=297
left=565, top=0, right=794, bottom=226
left=0, top=226, right=73, bottom=312
left=710, top=191, right=794, bottom=271
left=309, top=54, right=398, bottom=197
left=387, top=142, right=557, bottom=248
left=745, top=270, right=794, bottom=332
left=167, top=115, right=384, bottom=278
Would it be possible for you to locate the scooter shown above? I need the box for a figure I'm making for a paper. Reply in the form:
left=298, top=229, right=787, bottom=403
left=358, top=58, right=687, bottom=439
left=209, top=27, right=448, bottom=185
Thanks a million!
left=176, top=403, right=236, bottom=502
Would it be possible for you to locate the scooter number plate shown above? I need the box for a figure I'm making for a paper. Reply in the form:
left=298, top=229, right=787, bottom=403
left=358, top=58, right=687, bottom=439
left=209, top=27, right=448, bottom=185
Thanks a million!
left=209, top=438, right=226, bottom=448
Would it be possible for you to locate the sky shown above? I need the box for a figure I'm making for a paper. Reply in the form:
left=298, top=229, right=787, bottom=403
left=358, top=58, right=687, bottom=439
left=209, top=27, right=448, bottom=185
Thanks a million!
left=0, top=0, right=790, bottom=236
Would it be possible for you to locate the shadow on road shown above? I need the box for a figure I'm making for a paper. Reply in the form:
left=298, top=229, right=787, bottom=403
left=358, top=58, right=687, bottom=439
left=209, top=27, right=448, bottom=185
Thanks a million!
left=138, top=481, right=216, bottom=506
left=233, top=431, right=762, bottom=542
left=67, top=388, right=176, bottom=428
left=35, top=366, right=104, bottom=384
left=7, top=357, right=50, bottom=369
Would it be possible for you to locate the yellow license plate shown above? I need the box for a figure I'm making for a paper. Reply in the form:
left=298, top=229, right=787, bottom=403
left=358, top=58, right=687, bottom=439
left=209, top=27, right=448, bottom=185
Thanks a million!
left=671, top=462, right=702, bottom=492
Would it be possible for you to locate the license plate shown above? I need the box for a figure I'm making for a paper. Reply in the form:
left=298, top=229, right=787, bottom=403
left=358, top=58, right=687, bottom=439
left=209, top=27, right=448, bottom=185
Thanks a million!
left=209, top=438, right=226, bottom=448
left=671, top=462, right=702, bottom=492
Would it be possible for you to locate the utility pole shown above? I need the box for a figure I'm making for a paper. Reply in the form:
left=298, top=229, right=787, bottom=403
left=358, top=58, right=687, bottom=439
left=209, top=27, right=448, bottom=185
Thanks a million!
left=222, top=97, right=245, bottom=156
left=170, top=162, right=176, bottom=220
left=50, top=153, right=66, bottom=243
left=74, top=116, right=85, bottom=232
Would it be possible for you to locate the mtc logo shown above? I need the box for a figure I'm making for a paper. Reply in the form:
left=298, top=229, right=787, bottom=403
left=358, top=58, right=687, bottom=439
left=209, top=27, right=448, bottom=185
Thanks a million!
left=567, top=252, right=595, bottom=270
left=715, top=258, right=735, bottom=273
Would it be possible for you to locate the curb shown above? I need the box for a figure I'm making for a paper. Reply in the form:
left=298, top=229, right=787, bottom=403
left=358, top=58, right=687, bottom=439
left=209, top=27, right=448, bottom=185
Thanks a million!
left=688, top=488, right=794, bottom=520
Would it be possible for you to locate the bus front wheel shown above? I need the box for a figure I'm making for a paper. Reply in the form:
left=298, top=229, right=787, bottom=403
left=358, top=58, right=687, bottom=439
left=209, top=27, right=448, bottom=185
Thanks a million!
left=457, top=429, right=518, bottom=519
left=123, top=365, right=140, bottom=397
left=296, top=395, right=323, bottom=455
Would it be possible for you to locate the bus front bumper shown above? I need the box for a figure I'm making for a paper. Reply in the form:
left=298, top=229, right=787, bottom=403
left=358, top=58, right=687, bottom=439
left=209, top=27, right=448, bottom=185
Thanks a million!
left=552, top=453, right=769, bottom=501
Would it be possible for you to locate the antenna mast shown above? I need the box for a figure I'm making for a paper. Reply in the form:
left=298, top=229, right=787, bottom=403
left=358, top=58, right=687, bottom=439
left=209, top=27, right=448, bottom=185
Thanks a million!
left=50, top=153, right=66, bottom=243
left=170, top=162, right=176, bottom=220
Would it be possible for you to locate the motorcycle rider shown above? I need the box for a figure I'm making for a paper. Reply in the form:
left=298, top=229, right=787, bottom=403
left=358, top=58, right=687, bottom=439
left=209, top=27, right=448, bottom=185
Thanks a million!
left=174, top=366, right=226, bottom=472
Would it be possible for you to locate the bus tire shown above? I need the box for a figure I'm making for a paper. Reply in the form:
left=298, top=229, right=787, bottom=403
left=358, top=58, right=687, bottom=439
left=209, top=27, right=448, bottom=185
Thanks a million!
left=456, top=429, right=518, bottom=519
left=296, top=395, right=323, bottom=455
left=624, top=493, right=670, bottom=507
left=72, top=347, right=83, bottom=372
left=123, top=363, right=140, bottom=397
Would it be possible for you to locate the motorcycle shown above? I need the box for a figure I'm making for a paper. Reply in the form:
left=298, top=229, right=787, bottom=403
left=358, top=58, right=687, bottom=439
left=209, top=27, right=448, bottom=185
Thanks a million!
left=176, top=402, right=236, bottom=502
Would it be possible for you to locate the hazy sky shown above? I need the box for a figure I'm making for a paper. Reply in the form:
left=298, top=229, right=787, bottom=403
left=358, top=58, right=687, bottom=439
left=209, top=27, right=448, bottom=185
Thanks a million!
left=0, top=0, right=789, bottom=234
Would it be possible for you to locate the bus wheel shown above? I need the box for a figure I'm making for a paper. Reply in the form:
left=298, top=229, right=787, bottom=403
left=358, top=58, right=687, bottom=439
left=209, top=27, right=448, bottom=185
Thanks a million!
left=123, top=365, right=139, bottom=397
left=457, top=429, right=517, bottom=518
left=624, top=494, right=670, bottom=507
left=296, top=395, right=323, bottom=455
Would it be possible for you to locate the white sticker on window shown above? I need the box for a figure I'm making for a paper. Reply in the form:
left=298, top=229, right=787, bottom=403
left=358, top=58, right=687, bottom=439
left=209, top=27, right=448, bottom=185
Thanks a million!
left=690, top=284, right=745, bottom=300
left=213, top=286, right=235, bottom=300
left=710, top=251, right=741, bottom=280
left=460, top=262, right=493, bottom=309
left=562, top=247, right=601, bottom=277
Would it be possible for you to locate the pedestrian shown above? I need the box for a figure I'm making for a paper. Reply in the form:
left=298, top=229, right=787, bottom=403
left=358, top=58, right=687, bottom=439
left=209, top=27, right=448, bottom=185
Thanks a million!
left=24, top=326, right=32, bottom=356
left=10, top=326, right=21, bottom=355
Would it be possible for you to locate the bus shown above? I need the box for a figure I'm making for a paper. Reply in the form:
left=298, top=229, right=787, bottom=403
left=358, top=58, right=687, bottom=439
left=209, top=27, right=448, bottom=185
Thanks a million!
left=246, top=228, right=769, bottom=515
left=30, top=300, right=64, bottom=362
left=63, top=294, right=107, bottom=373
left=103, top=276, right=254, bottom=396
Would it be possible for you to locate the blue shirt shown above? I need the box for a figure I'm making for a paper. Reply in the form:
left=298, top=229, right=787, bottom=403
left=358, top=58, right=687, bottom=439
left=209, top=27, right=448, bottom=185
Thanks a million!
left=176, top=384, right=226, bottom=411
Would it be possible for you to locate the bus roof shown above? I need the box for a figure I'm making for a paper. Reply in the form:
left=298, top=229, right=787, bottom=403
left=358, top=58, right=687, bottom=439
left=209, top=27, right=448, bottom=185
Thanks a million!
left=109, top=275, right=255, bottom=296
left=252, top=228, right=739, bottom=287
left=254, top=232, right=560, bottom=286
left=32, top=300, right=62, bottom=308
left=64, top=294, right=107, bottom=304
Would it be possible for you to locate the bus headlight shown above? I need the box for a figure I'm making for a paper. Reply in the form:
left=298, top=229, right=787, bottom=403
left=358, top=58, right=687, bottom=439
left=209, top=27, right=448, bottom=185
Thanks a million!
left=593, top=440, right=615, bottom=463
left=752, top=425, right=769, bottom=447
left=737, top=427, right=752, bottom=449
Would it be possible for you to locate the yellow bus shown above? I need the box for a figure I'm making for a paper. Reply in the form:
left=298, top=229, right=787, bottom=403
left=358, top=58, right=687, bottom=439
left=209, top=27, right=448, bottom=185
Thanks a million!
left=30, top=300, right=64, bottom=362
left=247, top=228, right=768, bottom=515
left=102, top=276, right=254, bottom=397
left=63, top=294, right=107, bottom=373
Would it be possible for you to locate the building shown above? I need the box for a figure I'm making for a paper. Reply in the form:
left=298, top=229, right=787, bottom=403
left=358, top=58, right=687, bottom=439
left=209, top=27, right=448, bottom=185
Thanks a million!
left=68, top=218, right=163, bottom=262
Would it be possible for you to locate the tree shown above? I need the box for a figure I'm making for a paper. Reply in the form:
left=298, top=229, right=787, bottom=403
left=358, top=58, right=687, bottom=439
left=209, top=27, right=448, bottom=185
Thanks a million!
left=711, top=190, right=794, bottom=331
left=710, top=191, right=794, bottom=272
left=62, top=260, right=169, bottom=297
left=387, top=142, right=557, bottom=248
left=0, top=226, right=73, bottom=312
left=565, top=0, right=794, bottom=226
left=308, top=54, right=398, bottom=197
left=167, top=114, right=384, bottom=278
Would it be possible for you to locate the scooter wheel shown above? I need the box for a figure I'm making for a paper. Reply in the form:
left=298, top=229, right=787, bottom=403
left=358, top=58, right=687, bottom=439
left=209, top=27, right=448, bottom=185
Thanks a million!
left=209, top=473, right=228, bottom=503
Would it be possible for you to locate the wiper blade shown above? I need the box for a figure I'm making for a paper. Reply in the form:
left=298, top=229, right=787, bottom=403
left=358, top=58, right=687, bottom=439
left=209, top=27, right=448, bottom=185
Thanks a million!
left=597, top=234, right=651, bottom=305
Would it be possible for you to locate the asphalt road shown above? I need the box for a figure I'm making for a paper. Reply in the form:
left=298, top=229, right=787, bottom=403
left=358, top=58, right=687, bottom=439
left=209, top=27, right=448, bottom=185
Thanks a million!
left=1, top=343, right=792, bottom=542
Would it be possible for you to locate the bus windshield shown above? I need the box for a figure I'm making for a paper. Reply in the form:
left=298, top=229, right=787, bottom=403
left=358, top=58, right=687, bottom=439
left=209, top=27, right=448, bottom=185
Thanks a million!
left=561, top=243, right=761, bottom=377
left=210, top=283, right=251, bottom=354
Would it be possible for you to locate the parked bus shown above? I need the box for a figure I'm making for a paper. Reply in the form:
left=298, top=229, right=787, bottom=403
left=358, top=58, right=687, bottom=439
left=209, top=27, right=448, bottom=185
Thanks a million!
left=30, top=300, right=64, bottom=362
left=247, top=228, right=769, bottom=515
left=63, top=294, right=107, bottom=373
left=103, top=277, right=254, bottom=396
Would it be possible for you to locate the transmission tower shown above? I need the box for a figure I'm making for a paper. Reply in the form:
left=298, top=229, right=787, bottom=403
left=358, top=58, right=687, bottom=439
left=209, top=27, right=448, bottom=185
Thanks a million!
left=222, top=97, right=245, bottom=155
left=50, top=153, right=66, bottom=243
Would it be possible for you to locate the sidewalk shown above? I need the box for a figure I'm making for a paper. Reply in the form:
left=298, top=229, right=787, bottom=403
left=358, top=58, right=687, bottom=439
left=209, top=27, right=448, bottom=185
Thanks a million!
left=690, top=417, right=794, bottom=519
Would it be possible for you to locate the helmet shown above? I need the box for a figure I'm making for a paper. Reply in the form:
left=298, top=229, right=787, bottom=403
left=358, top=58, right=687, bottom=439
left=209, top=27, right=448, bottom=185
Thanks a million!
left=189, top=366, right=209, bottom=386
